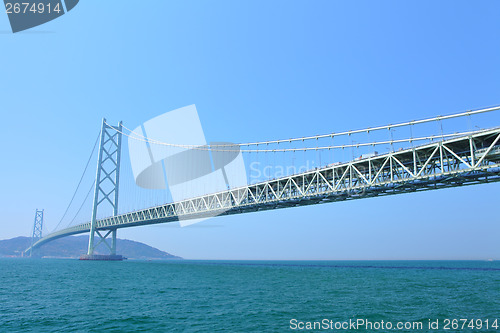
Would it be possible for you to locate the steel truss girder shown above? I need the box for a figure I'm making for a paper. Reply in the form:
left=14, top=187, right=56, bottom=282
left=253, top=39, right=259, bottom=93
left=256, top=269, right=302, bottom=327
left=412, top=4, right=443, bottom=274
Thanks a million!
left=33, top=127, right=500, bottom=249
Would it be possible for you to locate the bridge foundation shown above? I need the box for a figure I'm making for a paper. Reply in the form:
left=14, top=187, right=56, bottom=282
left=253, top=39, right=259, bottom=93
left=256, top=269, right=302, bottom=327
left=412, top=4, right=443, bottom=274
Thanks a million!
left=80, top=254, right=123, bottom=261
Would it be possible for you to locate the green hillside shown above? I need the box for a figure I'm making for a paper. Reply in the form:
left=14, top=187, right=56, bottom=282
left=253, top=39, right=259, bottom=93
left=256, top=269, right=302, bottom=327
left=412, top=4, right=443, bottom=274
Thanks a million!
left=0, top=236, right=182, bottom=260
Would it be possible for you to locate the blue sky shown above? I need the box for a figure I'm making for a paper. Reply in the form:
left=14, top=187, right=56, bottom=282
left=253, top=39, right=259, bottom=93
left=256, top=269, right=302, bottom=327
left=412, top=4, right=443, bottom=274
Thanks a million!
left=1, top=1, right=499, bottom=259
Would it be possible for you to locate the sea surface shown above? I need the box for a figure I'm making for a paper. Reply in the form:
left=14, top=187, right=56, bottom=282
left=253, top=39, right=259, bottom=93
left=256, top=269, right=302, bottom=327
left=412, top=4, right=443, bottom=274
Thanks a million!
left=0, top=259, right=499, bottom=332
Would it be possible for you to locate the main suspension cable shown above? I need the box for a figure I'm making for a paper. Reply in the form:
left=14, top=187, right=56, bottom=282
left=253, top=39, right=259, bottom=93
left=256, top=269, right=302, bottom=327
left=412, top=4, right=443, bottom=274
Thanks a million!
left=51, top=131, right=100, bottom=232
left=110, top=121, right=487, bottom=152
left=116, top=105, right=499, bottom=149
left=64, top=181, right=95, bottom=229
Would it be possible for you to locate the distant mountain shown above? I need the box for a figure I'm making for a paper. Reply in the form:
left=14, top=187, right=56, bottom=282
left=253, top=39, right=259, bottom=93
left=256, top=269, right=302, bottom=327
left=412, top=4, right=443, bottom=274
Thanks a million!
left=0, top=236, right=182, bottom=260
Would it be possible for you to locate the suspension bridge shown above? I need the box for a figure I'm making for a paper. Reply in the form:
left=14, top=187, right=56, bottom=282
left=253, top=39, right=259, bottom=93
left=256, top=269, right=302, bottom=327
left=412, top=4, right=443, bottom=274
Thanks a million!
left=25, top=106, right=500, bottom=259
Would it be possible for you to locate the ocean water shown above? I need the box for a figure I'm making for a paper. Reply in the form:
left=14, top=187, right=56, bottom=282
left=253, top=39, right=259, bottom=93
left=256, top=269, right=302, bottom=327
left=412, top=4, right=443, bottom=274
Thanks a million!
left=0, top=259, right=499, bottom=332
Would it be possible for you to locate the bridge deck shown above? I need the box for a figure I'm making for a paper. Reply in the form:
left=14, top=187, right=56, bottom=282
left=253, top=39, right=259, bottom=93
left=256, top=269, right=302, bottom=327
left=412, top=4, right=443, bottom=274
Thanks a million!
left=31, top=127, right=500, bottom=250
